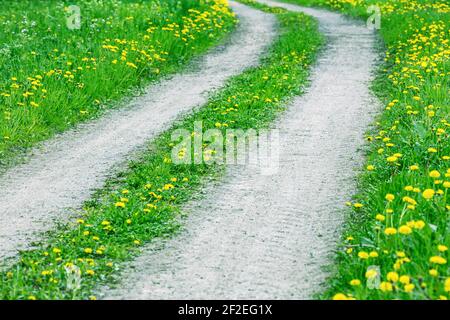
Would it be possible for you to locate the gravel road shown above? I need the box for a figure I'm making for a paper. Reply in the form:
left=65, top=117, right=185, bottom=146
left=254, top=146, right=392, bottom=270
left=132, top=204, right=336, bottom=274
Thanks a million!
left=0, top=2, right=277, bottom=261
left=102, top=0, right=380, bottom=300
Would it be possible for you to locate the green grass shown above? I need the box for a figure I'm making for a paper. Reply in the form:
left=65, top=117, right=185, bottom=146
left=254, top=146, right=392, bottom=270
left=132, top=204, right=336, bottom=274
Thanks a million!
left=0, top=0, right=236, bottom=166
left=284, top=0, right=450, bottom=300
left=0, top=0, right=323, bottom=300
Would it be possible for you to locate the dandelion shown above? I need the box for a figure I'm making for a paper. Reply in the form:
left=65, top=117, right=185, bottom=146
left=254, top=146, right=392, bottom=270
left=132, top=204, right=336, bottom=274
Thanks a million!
left=385, top=194, right=395, bottom=202
left=414, top=220, right=425, bottom=229
left=398, top=225, right=412, bottom=235
left=445, top=278, right=450, bottom=292
left=429, top=170, right=441, bottom=178
left=365, top=269, right=378, bottom=279
left=429, top=256, right=447, bottom=265
left=332, top=293, right=349, bottom=300
left=384, top=227, right=397, bottom=235
left=358, top=251, right=369, bottom=259
left=386, top=156, right=398, bottom=163
left=387, top=272, right=399, bottom=282
left=399, top=275, right=410, bottom=284
left=350, top=279, right=361, bottom=286
left=404, top=284, right=415, bottom=293
left=115, top=202, right=126, bottom=208
left=422, top=189, right=435, bottom=200
left=429, top=269, right=438, bottom=277
left=379, top=282, right=393, bottom=292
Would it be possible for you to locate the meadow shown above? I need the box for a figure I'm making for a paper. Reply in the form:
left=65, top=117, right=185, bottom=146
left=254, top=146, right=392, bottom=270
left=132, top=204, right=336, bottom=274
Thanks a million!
left=0, top=0, right=236, bottom=165
left=286, top=0, right=450, bottom=300
left=1, top=0, right=448, bottom=301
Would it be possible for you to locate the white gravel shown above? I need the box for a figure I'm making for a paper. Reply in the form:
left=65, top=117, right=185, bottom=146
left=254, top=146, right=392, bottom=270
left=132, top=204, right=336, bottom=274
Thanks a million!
left=0, top=2, right=277, bottom=261
left=102, top=0, right=381, bottom=300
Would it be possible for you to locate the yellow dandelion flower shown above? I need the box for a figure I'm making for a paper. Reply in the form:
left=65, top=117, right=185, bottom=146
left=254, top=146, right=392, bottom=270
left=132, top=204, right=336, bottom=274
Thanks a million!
left=445, top=278, right=450, bottom=292
left=350, top=279, right=361, bottom=286
left=399, top=225, right=412, bottom=235
left=429, top=256, right=447, bottom=265
left=429, top=269, right=438, bottom=277
left=379, top=282, right=393, bottom=292
left=404, top=283, right=415, bottom=293
left=399, top=275, right=410, bottom=284
left=385, top=194, right=395, bottom=202
left=115, top=202, right=126, bottom=208
left=384, top=227, right=397, bottom=235
left=422, top=189, right=435, bottom=200
left=332, top=293, right=349, bottom=300
left=387, top=156, right=398, bottom=163
left=366, top=269, right=378, bottom=279
left=429, top=170, right=441, bottom=178
left=358, top=251, right=369, bottom=259
left=387, top=272, right=399, bottom=282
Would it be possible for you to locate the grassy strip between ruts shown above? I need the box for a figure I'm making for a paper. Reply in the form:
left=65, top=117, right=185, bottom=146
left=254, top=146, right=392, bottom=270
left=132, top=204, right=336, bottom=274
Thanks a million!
left=0, top=1, right=323, bottom=300
left=284, top=0, right=450, bottom=300
left=0, top=0, right=236, bottom=167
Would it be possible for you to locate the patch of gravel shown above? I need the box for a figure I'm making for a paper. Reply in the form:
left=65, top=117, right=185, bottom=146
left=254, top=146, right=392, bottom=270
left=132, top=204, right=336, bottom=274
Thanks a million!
left=102, top=0, right=381, bottom=299
left=0, top=2, right=277, bottom=261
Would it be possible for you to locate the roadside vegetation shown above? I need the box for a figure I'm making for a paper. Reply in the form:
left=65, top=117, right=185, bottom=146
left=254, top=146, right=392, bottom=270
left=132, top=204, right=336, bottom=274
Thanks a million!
left=0, top=0, right=236, bottom=166
left=0, top=1, right=322, bottom=299
left=286, top=0, right=450, bottom=300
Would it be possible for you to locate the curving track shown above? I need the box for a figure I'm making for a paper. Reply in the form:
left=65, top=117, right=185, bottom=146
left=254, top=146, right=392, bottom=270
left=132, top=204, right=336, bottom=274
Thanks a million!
left=103, top=0, right=381, bottom=299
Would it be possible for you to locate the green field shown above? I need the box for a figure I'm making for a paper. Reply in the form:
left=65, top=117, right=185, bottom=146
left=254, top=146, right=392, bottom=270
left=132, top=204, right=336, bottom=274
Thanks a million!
left=1, top=0, right=448, bottom=301
left=0, top=0, right=236, bottom=165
